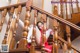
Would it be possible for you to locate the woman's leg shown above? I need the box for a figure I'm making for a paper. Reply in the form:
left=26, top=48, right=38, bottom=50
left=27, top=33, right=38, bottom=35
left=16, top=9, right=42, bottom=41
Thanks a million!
left=46, top=29, right=53, bottom=40
left=35, top=26, right=41, bottom=45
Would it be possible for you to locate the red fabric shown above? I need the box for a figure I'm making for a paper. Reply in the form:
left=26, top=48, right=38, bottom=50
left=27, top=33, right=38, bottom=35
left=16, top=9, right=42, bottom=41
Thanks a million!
left=44, top=42, right=52, bottom=53
left=40, top=29, right=43, bottom=45
left=27, top=43, right=31, bottom=49
left=27, top=29, right=52, bottom=53
left=40, top=30, right=52, bottom=53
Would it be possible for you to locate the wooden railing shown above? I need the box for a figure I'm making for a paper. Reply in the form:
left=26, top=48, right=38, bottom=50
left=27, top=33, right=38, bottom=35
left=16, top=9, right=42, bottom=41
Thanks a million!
left=52, top=0, right=80, bottom=25
left=0, top=0, right=80, bottom=53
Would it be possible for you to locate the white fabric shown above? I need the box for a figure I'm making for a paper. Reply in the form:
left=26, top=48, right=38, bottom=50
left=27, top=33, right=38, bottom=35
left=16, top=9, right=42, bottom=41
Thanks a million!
left=27, top=25, right=53, bottom=45
left=27, top=25, right=41, bottom=45
left=13, top=13, right=53, bottom=45
left=46, top=29, right=52, bottom=39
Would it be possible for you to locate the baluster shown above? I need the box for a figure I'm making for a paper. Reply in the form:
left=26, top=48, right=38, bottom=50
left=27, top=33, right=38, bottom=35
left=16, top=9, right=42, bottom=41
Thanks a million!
left=53, top=5, right=58, bottom=15
left=18, top=16, right=30, bottom=49
left=30, top=10, right=37, bottom=53
left=1, top=9, right=7, bottom=24
left=9, top=31, right=16, bottom=50
left=15, top=5, right=22, bottom=30
left=63, top=43, right=68, bottom=53
left=66, top=25, right=72, bottom=53
left=14, top=5, right=22, bottom=30
left=2, top=15, right=12, bottom=44
left=64, top=0, right=68, bottom=19
left=41, top=14, right=47, bottom=53
left=74, top=50, right=77, bottom=53
left=16, top=5, right=22, bottom=17
left=0, top=9, right=7, bottom=32
left=17, top=5, right=22, bottom=14
left=53, top=19, right=58, bottom=53
left=60, top=0, right=64, bottom=18
left=2, top=23, right=10, bottom=44
left=9, top=15, right=20, bottom=50
left=18, top=0, right=32, bottom=49
left=7, top=7, right=15, bottom=46
left=76, top=0, right=79, bottom=12
left=2, top=32, right=7, bottom=44
left=8, top=7, right=14, bottom=26
left=71, top=0, right=74, bottom=13
left=2, top=7, right=14, bottom=45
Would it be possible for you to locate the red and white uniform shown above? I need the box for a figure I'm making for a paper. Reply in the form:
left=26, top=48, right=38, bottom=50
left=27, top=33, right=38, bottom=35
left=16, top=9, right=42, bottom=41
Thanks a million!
left=27, top=25, right=53, bottom=53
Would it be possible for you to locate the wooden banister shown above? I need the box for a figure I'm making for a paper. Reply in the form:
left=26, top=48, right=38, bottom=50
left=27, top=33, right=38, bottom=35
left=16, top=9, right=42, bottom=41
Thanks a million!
left=66, top=25, right=72, bottom=53
left=0, top=2, right=26, bottom=11
left=76, top=0, right=79, bottom=12
left=31, top=5, right=80, bottom=31
left=58, top=36, right=80, bottom=53
left=64, top=0, right=68, bottom=19
left=70, top=0, right=74, bottom=13
left=60, top=0, right=64, bottom=18
left=0, top=9, right=7, bottom=32
left=0, top=3, right=80, bottom=31
left=41, top=14, right=47, bottom=53
left=0, top=1, right=80, bottom=53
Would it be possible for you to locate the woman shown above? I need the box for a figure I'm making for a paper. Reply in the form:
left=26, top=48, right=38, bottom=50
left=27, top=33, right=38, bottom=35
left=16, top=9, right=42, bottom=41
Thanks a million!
left=27, top=21, right=53, bottom=53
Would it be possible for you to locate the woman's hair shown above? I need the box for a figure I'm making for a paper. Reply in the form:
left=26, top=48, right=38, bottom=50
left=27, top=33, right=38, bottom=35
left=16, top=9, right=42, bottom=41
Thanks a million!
left=36, top=21, right=43, bottom=30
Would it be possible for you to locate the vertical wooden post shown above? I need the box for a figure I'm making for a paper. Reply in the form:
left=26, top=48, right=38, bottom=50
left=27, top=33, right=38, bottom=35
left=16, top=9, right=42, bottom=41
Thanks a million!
left=18, top=0, right=32, bottom=49
left=29, top=10, right=37, bottom=53
left=0, top=9, right=7, bottom=32
left=63, top=43, right=68, bottom=53
left=9, top=31, right=16, bottom=50
left=41, top=14, right=47, bottom=53
left=60, top=0, right=63, bottom=18
left=64, top=0, right=68, bottom=19
left=53, top=19, right=58, bottom=53
left=74, top=50, right=77, bottom=53
left=2, top=9, right=12, bottom=44
left=66, top=25, right=72, bottom=53
left=71, top=0, right=74, bottom=13
left=9, top=5, right=22, bottom=49
left=15, top=5, right=22, bottom=29
left=2, top=32, right=7, bottom=44
left=76, top=0, right=79, bottom=12
left=6, top=7, right=15, bottom=48
left=53, top=5, right=58, bottom=15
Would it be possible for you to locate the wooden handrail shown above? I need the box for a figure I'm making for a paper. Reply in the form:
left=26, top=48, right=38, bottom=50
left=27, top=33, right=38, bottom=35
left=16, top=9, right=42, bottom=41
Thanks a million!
left=0, top=2, right=26, bottom=11
left=0, top=2, right=80, bottom=31
left=31, top=5, right=80, bottom=31
left=0, top=1, right=80, bottom=53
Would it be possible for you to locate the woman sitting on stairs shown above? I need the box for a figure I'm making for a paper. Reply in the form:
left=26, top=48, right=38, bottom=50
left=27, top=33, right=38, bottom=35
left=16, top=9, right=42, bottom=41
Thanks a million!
left=27, top=21, right=53, bottom=53
left=16, top=20, right=53, bottom=53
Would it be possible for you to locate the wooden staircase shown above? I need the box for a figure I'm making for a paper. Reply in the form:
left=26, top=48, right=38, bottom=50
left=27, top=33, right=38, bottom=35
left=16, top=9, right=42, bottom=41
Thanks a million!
left=0, top=0, right=80, bottom=53
left=52, top=0, right=80, bottom=41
